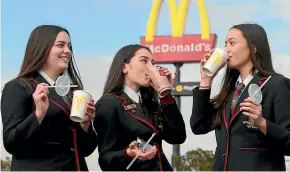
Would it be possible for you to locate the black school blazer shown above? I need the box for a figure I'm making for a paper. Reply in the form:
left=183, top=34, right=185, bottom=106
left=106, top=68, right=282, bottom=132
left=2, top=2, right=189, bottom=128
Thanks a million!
left=1, top=74, right=98, bottom=171
left=94, top=91, right=186, bottom=171
left=190, top=73, right=290, bottom=171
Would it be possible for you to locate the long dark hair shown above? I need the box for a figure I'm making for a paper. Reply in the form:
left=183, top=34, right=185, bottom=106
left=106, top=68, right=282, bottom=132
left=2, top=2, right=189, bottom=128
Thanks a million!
left=17, top=25, right=83, bottom=89
left=103, top=44, right=160, bottom=112
left=212, top=23, right=277, bottom=127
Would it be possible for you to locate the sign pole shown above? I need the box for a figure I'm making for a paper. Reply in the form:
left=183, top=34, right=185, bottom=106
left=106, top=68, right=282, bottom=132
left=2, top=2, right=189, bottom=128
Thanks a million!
left=141, top=1, right=215, bottom=170
left=171, top=62, right=183, bottom=170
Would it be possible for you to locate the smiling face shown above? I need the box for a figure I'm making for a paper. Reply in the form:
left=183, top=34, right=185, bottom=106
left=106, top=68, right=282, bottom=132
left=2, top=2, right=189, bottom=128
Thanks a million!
left=225, top=28, right=253, bottom=70
left=123, top=48, right=154, bottom=89
left=42, top=31, right=72, bottom=74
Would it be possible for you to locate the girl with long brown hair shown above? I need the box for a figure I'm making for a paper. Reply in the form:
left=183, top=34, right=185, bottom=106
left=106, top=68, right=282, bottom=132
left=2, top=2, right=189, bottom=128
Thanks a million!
left=94, top=44, right=186, bottom=171
left=1, top=25, right=98, bottom=171
left=191, top=23, right=290, bottom=171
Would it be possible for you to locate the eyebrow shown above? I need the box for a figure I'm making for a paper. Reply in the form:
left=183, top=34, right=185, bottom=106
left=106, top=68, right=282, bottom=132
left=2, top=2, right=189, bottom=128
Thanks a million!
left=56, top=40, right=71, bottom=45
left=226, top=38, right=237, bottom=41
left=139, top=56, right=154, bottom=63
left=225, top=38, right=237, bottom=44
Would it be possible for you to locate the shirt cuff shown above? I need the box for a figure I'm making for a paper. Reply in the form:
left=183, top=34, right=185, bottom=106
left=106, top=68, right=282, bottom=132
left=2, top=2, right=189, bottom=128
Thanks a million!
left=199, top=87, right=211, bottom=90
left=124, top=148, right=132, bottom=159
left=160, top=93, right=174, bottom=104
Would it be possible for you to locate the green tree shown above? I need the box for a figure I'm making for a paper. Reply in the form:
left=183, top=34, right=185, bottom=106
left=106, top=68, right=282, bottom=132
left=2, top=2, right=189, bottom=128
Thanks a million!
left=1, top=156, right=11, bottom=171
left=173, top=148, right=214, bottom=171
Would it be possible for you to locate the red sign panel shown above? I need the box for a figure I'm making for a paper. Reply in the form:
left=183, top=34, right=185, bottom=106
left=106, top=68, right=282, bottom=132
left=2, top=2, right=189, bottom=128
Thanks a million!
left=140, top=34, right=217, bottom=63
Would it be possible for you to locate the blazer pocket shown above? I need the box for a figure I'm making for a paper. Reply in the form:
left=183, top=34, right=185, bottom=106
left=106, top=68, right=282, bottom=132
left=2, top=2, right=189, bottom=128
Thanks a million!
left=238, top=147, right=268, bottom=152
left=43, top=141, right=61, bottom=145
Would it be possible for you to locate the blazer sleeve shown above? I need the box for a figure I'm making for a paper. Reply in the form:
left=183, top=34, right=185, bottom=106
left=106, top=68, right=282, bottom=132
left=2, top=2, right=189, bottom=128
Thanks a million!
left=1, top=79, right=41, bottom=155
left=263, top=76, right=290, bottom=155
left=93, top=96, right=132, bottom=170
left=159, top=94, right=186, bottom=144
left=190, top=87, right=216, bottom=135
left=76, top=121, right=98, bottom=157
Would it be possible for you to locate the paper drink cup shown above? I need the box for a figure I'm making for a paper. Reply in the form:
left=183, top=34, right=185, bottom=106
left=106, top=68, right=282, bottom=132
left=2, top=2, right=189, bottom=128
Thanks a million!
left=70, top=90, right=92, bottom=122
left=202, top=48, right=229, bottom=76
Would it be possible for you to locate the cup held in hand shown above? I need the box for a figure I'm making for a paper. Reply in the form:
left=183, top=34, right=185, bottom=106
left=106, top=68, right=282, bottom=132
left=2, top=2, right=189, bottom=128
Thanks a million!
left=248, top=84, right=263, bottom=104
left=202, top=48, right=229, bottom=76
left=70, top=90, right=92, bottom=122
left=148, top=67, right=172, bottom=97
left=136, top=137, right=154, bottom=153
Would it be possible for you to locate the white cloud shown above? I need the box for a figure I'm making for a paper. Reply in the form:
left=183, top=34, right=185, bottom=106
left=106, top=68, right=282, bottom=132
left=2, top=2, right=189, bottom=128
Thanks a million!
left=206, top=3, right=259, bottom=30
left=267, top=0, right=290, bottom=21
left=272, top=53, right=290, bottom=78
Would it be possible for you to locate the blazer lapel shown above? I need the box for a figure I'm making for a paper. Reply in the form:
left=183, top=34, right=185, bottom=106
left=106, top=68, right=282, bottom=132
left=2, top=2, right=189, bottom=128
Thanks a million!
left=115, top=92, right=160, bottom=135
left=222, top=90, right=234, bottom=132
left=225, top=92, right=233, bottom=123
left=229, top=73, right=264, bottom=125
left=120, top=92, right=151, bottom=121
left=32, top=74, right=71, bottom=118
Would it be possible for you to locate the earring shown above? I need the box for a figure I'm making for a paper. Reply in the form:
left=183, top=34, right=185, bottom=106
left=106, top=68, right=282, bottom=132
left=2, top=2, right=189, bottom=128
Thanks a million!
left=253, top=48, right=257, bottom=53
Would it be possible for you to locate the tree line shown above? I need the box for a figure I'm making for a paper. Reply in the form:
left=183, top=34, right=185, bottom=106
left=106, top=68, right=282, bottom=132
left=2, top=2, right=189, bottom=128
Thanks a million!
left=1, top=148, right=214, bottom=171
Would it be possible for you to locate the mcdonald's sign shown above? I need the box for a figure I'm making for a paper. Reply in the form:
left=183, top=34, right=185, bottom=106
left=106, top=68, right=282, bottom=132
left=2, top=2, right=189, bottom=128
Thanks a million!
left=140, top=0, right=217, bottom=63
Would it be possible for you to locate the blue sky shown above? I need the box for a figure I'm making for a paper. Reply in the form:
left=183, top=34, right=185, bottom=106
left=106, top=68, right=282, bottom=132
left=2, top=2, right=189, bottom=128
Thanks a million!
left=2, top=0, right=290, bottom=78
left=2, top=1, right=290, bottom=170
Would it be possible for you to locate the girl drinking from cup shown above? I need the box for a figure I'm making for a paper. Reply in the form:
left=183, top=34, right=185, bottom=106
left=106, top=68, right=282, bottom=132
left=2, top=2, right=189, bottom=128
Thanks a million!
left=1, top=25, right=98, bottom=171
left=190, top=23, right=290, bottom=171
left=94, top=44, right=186, bottom=171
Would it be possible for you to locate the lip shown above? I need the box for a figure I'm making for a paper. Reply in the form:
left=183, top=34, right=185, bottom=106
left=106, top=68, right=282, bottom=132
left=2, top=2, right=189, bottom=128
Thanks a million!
left=60, top=56, right=70, bottom=62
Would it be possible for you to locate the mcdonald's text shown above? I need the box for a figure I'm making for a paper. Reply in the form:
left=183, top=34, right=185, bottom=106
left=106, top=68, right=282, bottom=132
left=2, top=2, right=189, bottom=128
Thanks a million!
left=140, top=34, right=216, bottom=63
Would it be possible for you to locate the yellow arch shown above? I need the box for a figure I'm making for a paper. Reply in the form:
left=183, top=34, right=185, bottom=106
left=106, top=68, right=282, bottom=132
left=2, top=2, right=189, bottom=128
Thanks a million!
left=145, top=0, right=210, bottom=42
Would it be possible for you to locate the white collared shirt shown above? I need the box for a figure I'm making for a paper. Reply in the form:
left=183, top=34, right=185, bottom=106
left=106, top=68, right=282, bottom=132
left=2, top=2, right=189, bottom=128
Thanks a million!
left=237, top=74, right=254, bottom=87
left=236, top=70, right=258, bottom=87
left=234, top=70, right=258, bottom=100
left=123, top=85, right=142, bottom=103
left=39, top=70, right=55, bottom=86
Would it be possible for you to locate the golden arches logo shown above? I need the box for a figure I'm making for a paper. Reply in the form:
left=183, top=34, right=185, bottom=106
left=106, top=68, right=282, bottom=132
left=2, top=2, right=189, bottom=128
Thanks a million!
left=176, top=85, right=183, bottom=92
left=145, top=0, right=210, bottom=42
left=73, top=96, right=88, bottom=111
left=212, top=52, right=223, bottom=66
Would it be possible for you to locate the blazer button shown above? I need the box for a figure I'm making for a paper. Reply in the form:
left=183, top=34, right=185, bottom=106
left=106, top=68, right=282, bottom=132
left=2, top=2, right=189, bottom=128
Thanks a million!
left=69, top=127, right=73, bottom=131
left=222, top=153, right=226, bottom=157
left=71, top=148, right=75, bottom=152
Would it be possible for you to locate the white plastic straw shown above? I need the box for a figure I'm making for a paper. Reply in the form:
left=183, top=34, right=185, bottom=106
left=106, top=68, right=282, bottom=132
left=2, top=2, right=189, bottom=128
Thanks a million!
left=46, top=85, right=78, bottom=88
left=126, top=133, right=156, bottom=170
left=253, top=75, right=272, bottom=96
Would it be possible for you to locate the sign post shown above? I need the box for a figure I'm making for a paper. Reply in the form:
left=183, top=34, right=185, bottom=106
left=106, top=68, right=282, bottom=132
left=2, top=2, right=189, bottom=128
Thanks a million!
left=141, top=0, right=217, bottom=170
left=171, top=62, right=182, bottom=170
